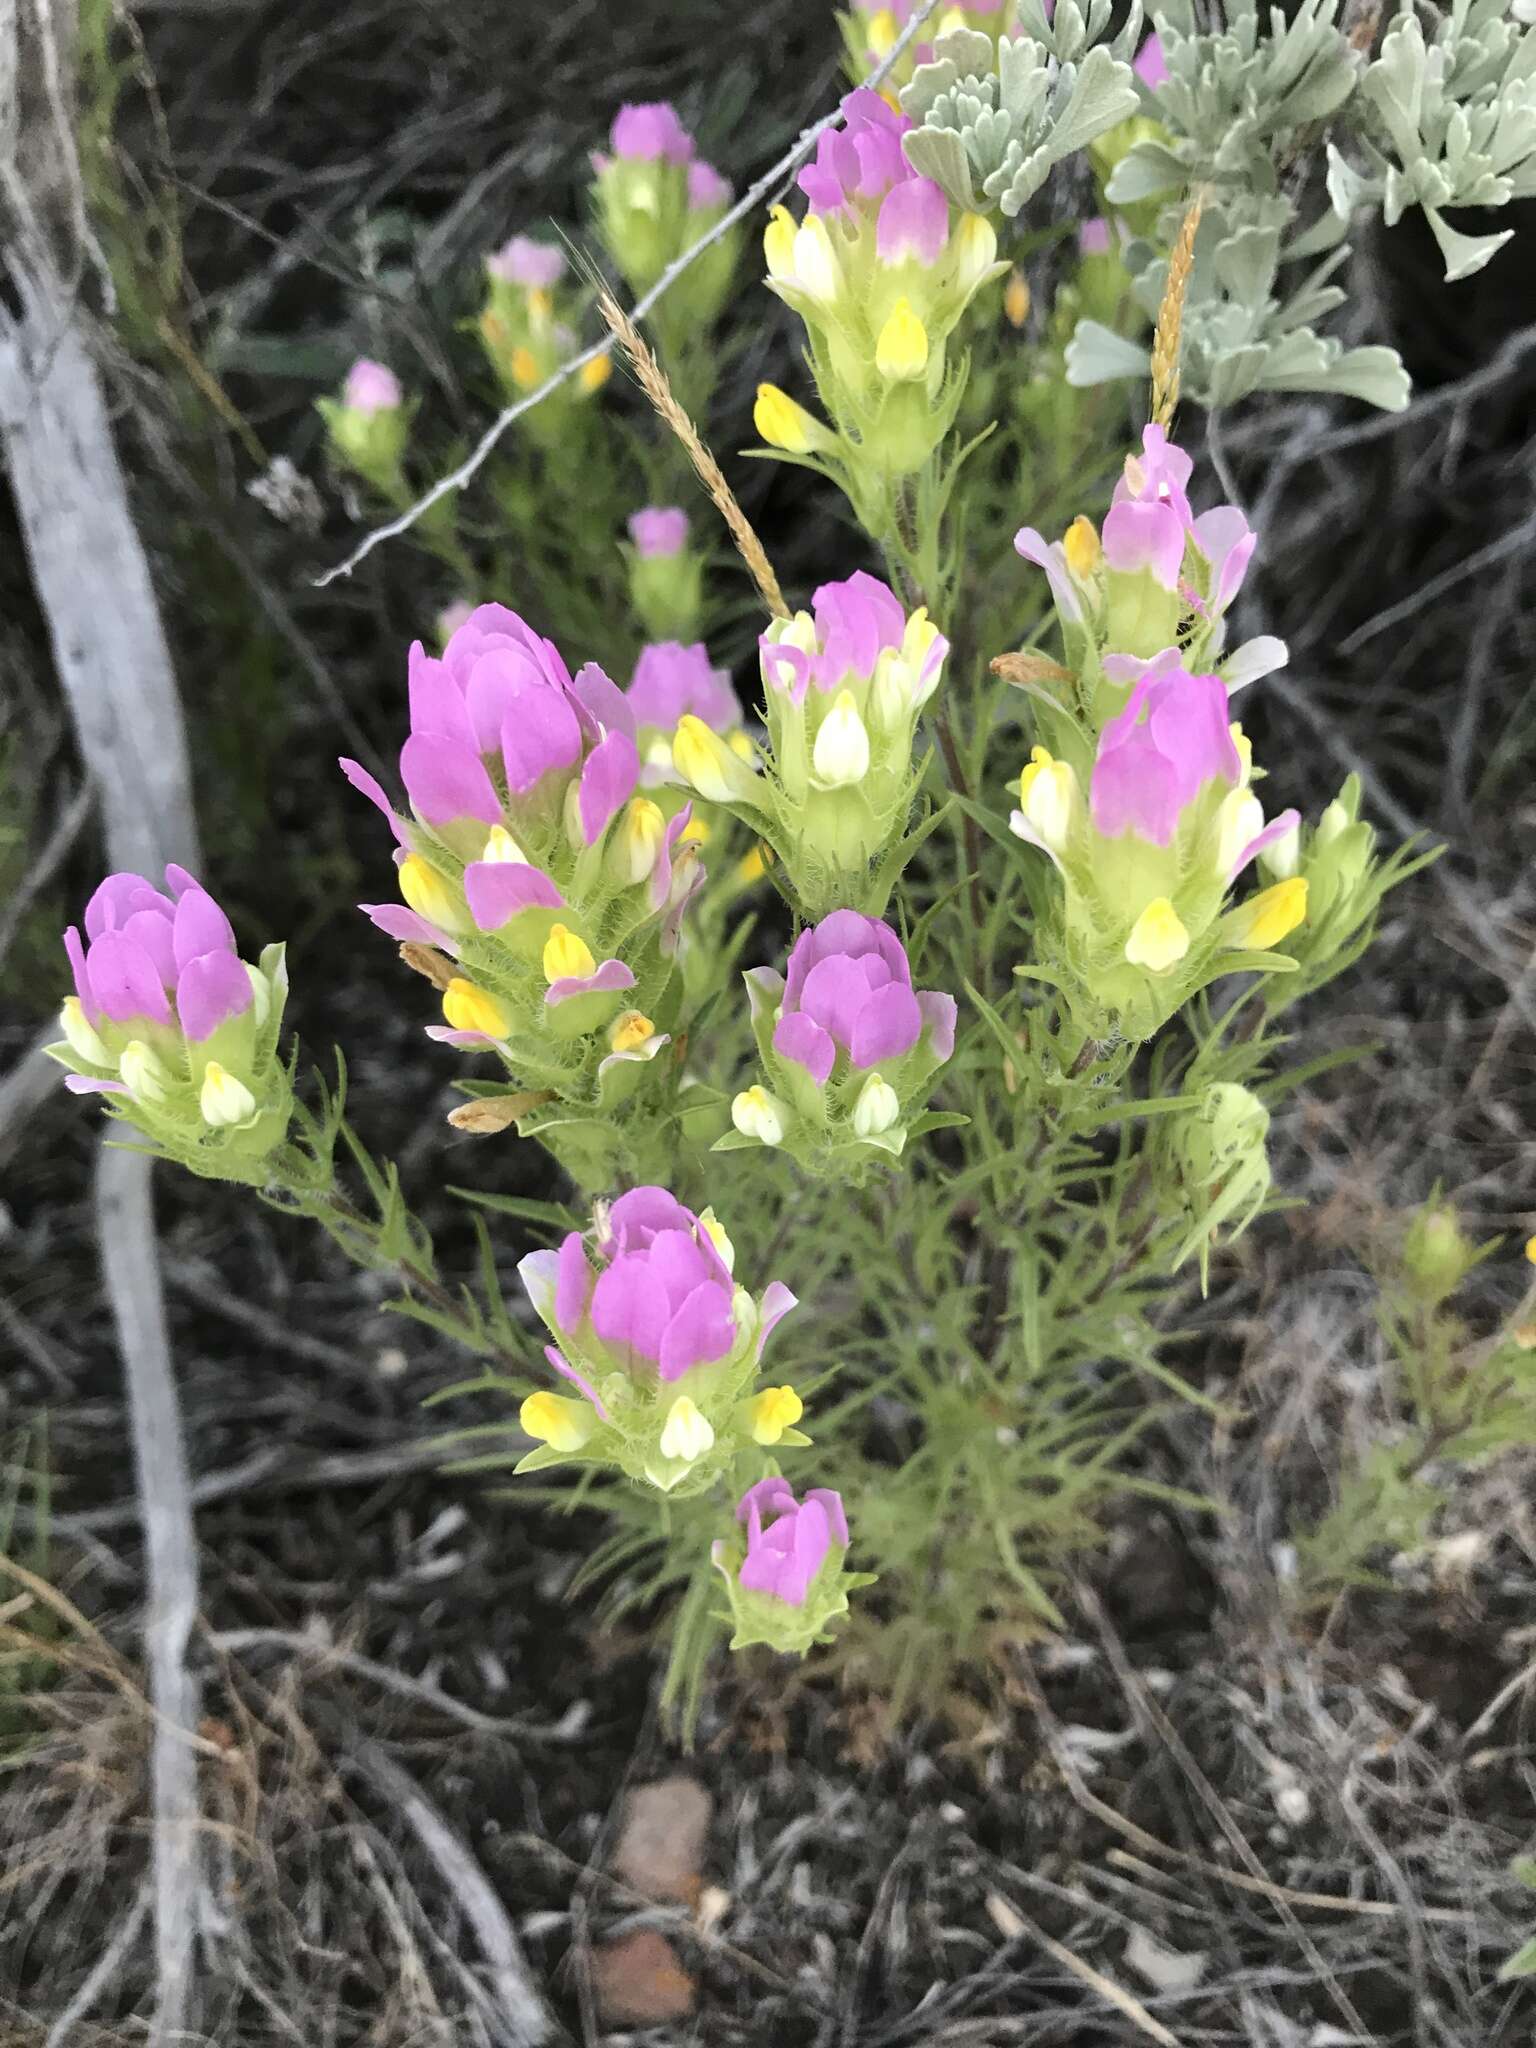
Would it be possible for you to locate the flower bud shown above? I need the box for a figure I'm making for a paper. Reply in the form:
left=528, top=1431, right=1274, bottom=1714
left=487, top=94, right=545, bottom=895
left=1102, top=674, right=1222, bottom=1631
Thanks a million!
left=1014, top=746, right=1077, bottom=859
left=658, top=1394, right=715, bottom=1463
left=398, top=854, right=467, bottom=936
left=1403, top=1198, right=1476, bottom=1306
left=1125, top=897, right=1190, bottom=972
left=199, top=1061, right=256, bottom=1128
left=481, top=824, right=528, bottom=864
left=793, top=216, right=840, bottom=303
left=1259, top=820, right=1301, bottom=881
left=952, top=211, right=998, bottom=291
left=732, top=1084, right=787, bottom=1145
left=874, top=298, right=929, bottom=381
left=698, top=1205, right=735, bottom=1272
left=1230, top=879, right=1308, bottom=951
left=120, top=1039, right=172, bottom=1104
left=1214, top=790, right=1265, bottom=880
left=1063, top=516, right=1101, bottom=581
left=542, top=925, right=597, bottom=983
left=608, top=798, right=667, bottom=886
left=1004, top=268, right=1030, bottom=327
left=442, top=978, right=513, bottom=1038
left=520, top=1391, right=596, bottom=1453
left=852, top=1071, right=900, bottom=1137
left=763, top=204, right=797, bottom=281
left=60, top=995, right=110, bottom=1067
left=749, top=1384, right=804, bottom=1445
left=608, top=1008, right=657, bottom=1053
left=754, top=384, right=833, bottom=454
left=673, top=714, right=761, bottom=804
left=812, top=690, right=870, bottom=786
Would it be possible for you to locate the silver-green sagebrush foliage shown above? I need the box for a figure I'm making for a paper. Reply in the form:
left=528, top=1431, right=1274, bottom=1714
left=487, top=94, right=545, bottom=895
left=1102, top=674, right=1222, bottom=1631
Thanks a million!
left=49, top=0, right=1535, bottom=1717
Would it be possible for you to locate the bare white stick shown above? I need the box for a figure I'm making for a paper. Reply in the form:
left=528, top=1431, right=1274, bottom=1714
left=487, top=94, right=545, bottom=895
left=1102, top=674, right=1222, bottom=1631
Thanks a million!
left=1, top=6, right=205, bottom=2036
left=314, top=0, right=942, bottom=587
left=353, top=1741, right=553, bottom=2046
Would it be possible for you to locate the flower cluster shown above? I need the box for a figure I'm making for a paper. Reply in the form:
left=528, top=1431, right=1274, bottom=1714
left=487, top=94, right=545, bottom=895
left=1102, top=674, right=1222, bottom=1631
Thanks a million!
left=1015, top=425, right=1287, bottom=717
left=1010, top=657, right=1306, bottom=1038
left=671, top=570, right=945, bottom=915
left=515, top=1187, right=803, bottom=1494
left=478, top=235, right=611, bottom=411
left=713, top=1477, right=872, bottom=1652
left=724, top=912, right=956, bottom=1174
left=591, top=102, right=738, bottom=325
left=837, top=0, right=1010, bottom=92
left=755, top=89, right=1003, bottom=485
left=625, top=505, right=705, bottom=643
left=318, top=358, right=411, bottom=497
left=341, top=604, right=704, bottom=1162
left=50, top=866, right=292, bottom=1177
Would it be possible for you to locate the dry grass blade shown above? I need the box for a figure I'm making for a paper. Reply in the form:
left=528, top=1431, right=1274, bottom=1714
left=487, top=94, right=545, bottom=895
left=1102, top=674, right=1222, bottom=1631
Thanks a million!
left=1150, top=190, right=1205, bottom=432
left=985, top=1892, right=1181, bottom=2047
left=596, top=284, right=788, bottom=619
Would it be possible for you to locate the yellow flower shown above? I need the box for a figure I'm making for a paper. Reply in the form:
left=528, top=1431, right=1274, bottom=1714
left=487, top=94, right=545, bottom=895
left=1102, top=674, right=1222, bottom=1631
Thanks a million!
left=609, top=797, right=666, bottom=885
left=1004, top=269, right=1031, bottom=328
left=579, top=354, right=611, bottom=394
left=735, top=845, right=768, bottom=885
left=509, top=346, right=539, bottom=389
left=763, top=204, right=796, bottom=281
left=697, top=1205, right=735, bottom=1272
left=441, top=977, right=513, bottom=1037
left=731, top=1085, right=786, bottom=1145
left=608, top=1009, right=656, bottom=1054
left=542, top=924, right=597, bottom=983
left=520, top=1391, right=595, bottom=1453
left=1125, top=898, right=1190, bottom=973
left=754, top=383, right=831, bottom=454
left=865, top=5, right=898, bottom=53
left=1234, top=878, right=1309, bottom=951
left=875, top=298, right=929, bottom=381
left=398, top=854, right=465, bottom=934
left=673, top=715, right=759, bottom=803
left=1523, top=1234, right=1536, bottom=1267
left=525, top=286, right=552, bottom=322
left=749, top=1385, right=804, bottom=1446
left=1063, top=515, right=1101, bottom=580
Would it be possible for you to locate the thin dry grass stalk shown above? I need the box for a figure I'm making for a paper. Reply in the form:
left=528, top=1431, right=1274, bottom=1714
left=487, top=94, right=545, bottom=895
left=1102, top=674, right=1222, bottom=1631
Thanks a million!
left=595, top=285, right=789, bottom=619
left=1150, top=190, right=1205, bottom=432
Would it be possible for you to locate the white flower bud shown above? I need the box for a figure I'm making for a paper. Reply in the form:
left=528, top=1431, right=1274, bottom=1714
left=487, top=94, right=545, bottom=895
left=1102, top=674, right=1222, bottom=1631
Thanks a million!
left=852, top=1072, right=900, bottom=1137
left=120, top=1039, right=172, bottom=1104
left=1214, top=789, right=1265, bottom=879
left=1259, top=820, right=1301, bottom=881
left=200, top=1061, right=257, bottom=1128
left=793, top=216, right=839, bottom=304
left=658, top=1395, right=715, bottom=1464
left=812, top=690, right=870, bottom=787
left=732, top=1085, right=786, bottom=1145
left=60, top=996, right=110, bottom=1066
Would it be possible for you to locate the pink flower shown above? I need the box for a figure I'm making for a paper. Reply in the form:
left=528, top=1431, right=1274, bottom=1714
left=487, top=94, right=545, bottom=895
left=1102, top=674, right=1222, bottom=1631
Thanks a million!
left=1134, top=32, right=1169, bottom=89
left=875, top=177, right=950, bottom=267
left=767, top=911, right=956, bottom=1083
left=626, top=642, right=741, bottom=733
left=518, top=1187, right=796, bottom=1389
left=64, top=866, right=252, bottom=1041
left=627, top=506, right=690, bottom=559
left=343, top=359, right=402, bottom=414
left=487, top=235, right=566, bottom=288
left=687, top=160, right=730, bottom=211
left=612, top=101, right=695, bottom=165
left=798, top=90, right=912, bottom=219
left=1090, top=664, right=1241, bottom=846
left=340, top=603, right=640, bottom=874
left=1078, top=216, right=1113, bottom=257
left=736, top=1479, right=848, bottom=1607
